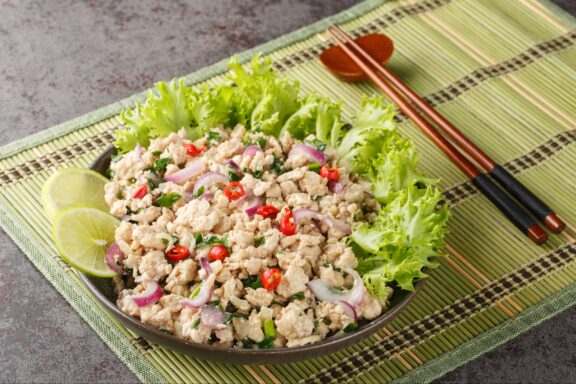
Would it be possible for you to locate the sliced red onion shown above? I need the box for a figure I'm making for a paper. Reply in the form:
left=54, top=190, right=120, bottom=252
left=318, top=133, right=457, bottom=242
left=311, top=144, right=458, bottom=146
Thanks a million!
left=199, top=255, right=212, bottom=275
left=225, top=159, right=239, bottom=169
left=131, top=281, right=164, bottom=308
left=192, top=172, right=228, bottom=195
left=181, top=280, right=212, bottom=309
left=328, top=181, right=344, bottom=193
left=243, top=145, right=262, bottom=157
left=200, top=305, right=227, bottom=329
left=198, top=192, right=215, bottom=201
left=306, top=268, right=366, bottom=307
left=181, top=255, right=213, bottom=308
left=244, top=196, right=264, bottom=217
left=288, top=144, right=326, bottom=164
left=105, top=243, right=124, bottom=275
left=339, top=300, right=358, bottom=322
left=293, top=208, right=351, bottom=235
left=163, top=159, right=204, bottom=184
left=323, top=216, right=352, bottom=235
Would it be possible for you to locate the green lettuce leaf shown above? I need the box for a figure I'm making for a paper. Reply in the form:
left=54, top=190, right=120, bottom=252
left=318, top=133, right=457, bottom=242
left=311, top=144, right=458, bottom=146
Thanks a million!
left=353, top=185, right=449, bottom=294
left=280, top=94, right=343, bottom=141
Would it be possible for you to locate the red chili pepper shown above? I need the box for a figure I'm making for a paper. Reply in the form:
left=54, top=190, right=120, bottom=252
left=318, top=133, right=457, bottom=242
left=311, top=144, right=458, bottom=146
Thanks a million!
left=279, top=208, right=296, bottom=236
left=256, top=205, right=279, bottom=219
left=224, top=181, right=245, bottom=200
left=208, top=244, right=229, bottom=261
left=165, top=245, right=190, bottom=262
left=132, top=185, right=148, bottom=199
left=320, top=164, right=339, bottom=181
left=184, top=143, right=205, bottom=157
left=261, top=268, right=282, bottom=291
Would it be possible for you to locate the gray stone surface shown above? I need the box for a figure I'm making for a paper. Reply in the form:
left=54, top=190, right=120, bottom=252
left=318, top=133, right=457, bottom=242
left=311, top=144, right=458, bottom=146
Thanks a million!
left=0, top=0, right=574, bottom=383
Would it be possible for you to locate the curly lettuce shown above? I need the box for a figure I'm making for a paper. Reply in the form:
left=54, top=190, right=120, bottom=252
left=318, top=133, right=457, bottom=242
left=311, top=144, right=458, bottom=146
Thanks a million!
left=114, top=55, right=449, bottom=299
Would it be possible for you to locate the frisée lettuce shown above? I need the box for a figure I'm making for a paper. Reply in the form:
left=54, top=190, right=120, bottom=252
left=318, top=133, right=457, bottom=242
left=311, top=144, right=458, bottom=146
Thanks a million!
left=114, top=56, right=449, bottom=301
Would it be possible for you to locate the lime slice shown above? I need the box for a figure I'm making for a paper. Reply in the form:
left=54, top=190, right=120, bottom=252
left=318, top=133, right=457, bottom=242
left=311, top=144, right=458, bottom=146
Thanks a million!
left=52, top=206, right=119, bottom=277
left=41, top=167, right=110, bottom=221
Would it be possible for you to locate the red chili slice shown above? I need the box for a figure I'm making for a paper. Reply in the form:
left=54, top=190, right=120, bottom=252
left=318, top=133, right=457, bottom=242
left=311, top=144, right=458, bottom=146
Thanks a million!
left=165, top=245, right=190, bottom=262
left=132, top=185, right=148, bottom=199
left=261, top=268, right=282, bottom=291
left=256, top=205, right=280, bottom=219
left=320, top=164, right=339, bottom=181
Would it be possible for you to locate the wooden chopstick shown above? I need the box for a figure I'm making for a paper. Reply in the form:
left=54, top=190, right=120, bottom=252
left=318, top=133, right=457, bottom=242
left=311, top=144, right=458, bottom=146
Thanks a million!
left=327, top=25, right=565, bottom=235
left=325, top=27, right=548, bottom=245
left=328, top=26, right=565, bottom=235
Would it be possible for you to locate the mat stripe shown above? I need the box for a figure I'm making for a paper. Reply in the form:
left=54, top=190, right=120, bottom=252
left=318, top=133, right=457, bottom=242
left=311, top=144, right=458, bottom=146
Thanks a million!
left=305, top=242, right=576, bottom=384
left=1, top=33, right=574, bottom=185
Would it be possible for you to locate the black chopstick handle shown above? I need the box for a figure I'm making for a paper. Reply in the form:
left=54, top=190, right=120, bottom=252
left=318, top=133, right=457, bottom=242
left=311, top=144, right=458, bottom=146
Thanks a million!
left=472, top=173, right=548, bottom=244
left=490, top=165, right=565, bottom=234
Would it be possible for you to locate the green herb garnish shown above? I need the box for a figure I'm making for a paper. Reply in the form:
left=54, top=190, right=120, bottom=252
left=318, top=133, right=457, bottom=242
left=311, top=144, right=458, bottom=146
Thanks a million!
left=290, top=292, right=305, bottom=300
left=304, top=137, right=326, bottom=151
left=308, top=162, right=322, bottom=172
left=224, top=312, right=249, bottom=325
left=191, top=319, right=201, bottom=330
left=241, top=275, right=262, bottom=290
left=253, top=169, right=264, bottom=179
left=192, top=185, right=205, bottom=199
left=271, top=155, right=284, bottom=174
left=254, top=236, right=265, bottom=247
left=228, top=170, right=241, bottom=182
left=344, top=323, right=360, bottom=333
left=208, top=130, right=221, bottom=143
left=152, top=151, right=163, bottom=156
left=153, top=192, right=181, bottom=207
left=150, top=157, right=172, bottom=175
left=257, top=137, right=266, bottom=149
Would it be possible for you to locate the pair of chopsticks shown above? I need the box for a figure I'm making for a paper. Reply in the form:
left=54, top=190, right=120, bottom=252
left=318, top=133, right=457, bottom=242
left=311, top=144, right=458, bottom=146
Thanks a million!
left=325, top=25, right=566, bottom=245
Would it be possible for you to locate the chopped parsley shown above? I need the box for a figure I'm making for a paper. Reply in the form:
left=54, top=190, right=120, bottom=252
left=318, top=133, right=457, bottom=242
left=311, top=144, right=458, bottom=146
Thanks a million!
left=153, top=192, right=181, bottom=207
left=152, top=151, right=163, bottom=156
left=252, top=169, right=264, bottom=179
left=242, top=338, right=255, bottom=349
left=257, top=336, right=274, bottom=349
left=257, top=137, right=266, bottom=149
left=159, top=328, right=173, bottom=335
left=191, top=319, right=201, bottom=330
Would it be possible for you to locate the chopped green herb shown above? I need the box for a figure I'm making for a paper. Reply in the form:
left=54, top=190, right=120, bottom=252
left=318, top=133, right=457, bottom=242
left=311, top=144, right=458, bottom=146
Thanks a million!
left=344, top=323, right=360, bottom=333
left=224, top=312, right=249, bottom=325
left=263, top=319, right=275, bottom=339
left=152, top=151, right=163, bottom=156
left=171, top=235, right=180, bottom=245
left=146, top=178, right=158, bottom=191
left=208, top=130, right=221, bottom=143
left=257, top=137, right=266, bottom=149
left=253, top=169, right=264, bottom=179
left=242, top=338, right=255, bottom=349
left=313, top=319, right=319, bottom=331
left=105, top=169, right=115, bottom=179
left=290, top=292, right=305, bottom=300
left=254, top=236, right=265, bottom=247
left=257, top=336, right=274, bottom=349
left=228, top=170, right=241, bottom=182
left=150, top=157, right=172, bottom=175
left=162, top=238, right=169, bottom=245
left=196, top=235, right=229, bottom=249
left=159, top=328, right=173, bottom=334
left=192, top=185, right=205, bottom=199
left=271, top=155, right=284, bottom=174
left=271, top=300, right=285, bottom=307
left=241, top=275, right=262, bottom=290
left=191, top=319, right=201, bottom=329
left=189, top=283, right=201, bottom=299
left=128, top=177, right=137, bottom=184
left=194, top=232, right=203, bottom=244
left=308, top=162, right=322, bottom=172
left=304, top=137, right=326, bottom=151
left=153, top=192, right=181, bottom=207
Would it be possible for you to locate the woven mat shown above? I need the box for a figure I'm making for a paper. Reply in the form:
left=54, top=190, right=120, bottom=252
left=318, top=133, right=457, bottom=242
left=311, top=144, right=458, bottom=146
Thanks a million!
left=2, top=0, right=576, bottom=382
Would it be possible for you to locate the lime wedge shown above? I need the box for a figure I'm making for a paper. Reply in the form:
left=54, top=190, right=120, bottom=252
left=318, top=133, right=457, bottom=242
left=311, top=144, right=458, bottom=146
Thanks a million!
left=41, top=167, right=110, bottom=220
left=52, top=206, right=119, bottom=277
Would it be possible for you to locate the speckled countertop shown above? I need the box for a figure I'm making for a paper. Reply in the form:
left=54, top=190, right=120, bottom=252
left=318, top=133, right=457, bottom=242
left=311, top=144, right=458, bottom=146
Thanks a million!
left=1, top=1, right=575, bottom=383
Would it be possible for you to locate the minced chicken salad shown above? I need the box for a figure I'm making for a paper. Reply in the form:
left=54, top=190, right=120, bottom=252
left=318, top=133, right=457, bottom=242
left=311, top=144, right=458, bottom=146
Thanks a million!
left=104, top=56, right=449, bottom=349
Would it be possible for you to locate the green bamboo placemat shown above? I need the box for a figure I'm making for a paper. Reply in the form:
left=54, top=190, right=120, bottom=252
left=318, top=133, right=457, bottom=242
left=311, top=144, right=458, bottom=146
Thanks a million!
left=2, top=0, right=576, bottom=382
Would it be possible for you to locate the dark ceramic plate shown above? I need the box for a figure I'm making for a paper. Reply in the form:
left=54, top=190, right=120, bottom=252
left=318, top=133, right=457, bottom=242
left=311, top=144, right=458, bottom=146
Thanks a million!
left=80, top=145, right=425, bottom=364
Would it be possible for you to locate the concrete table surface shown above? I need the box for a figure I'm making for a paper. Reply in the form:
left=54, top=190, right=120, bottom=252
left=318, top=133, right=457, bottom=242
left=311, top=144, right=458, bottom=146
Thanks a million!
left=1, top=1, right=575, bottom=383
